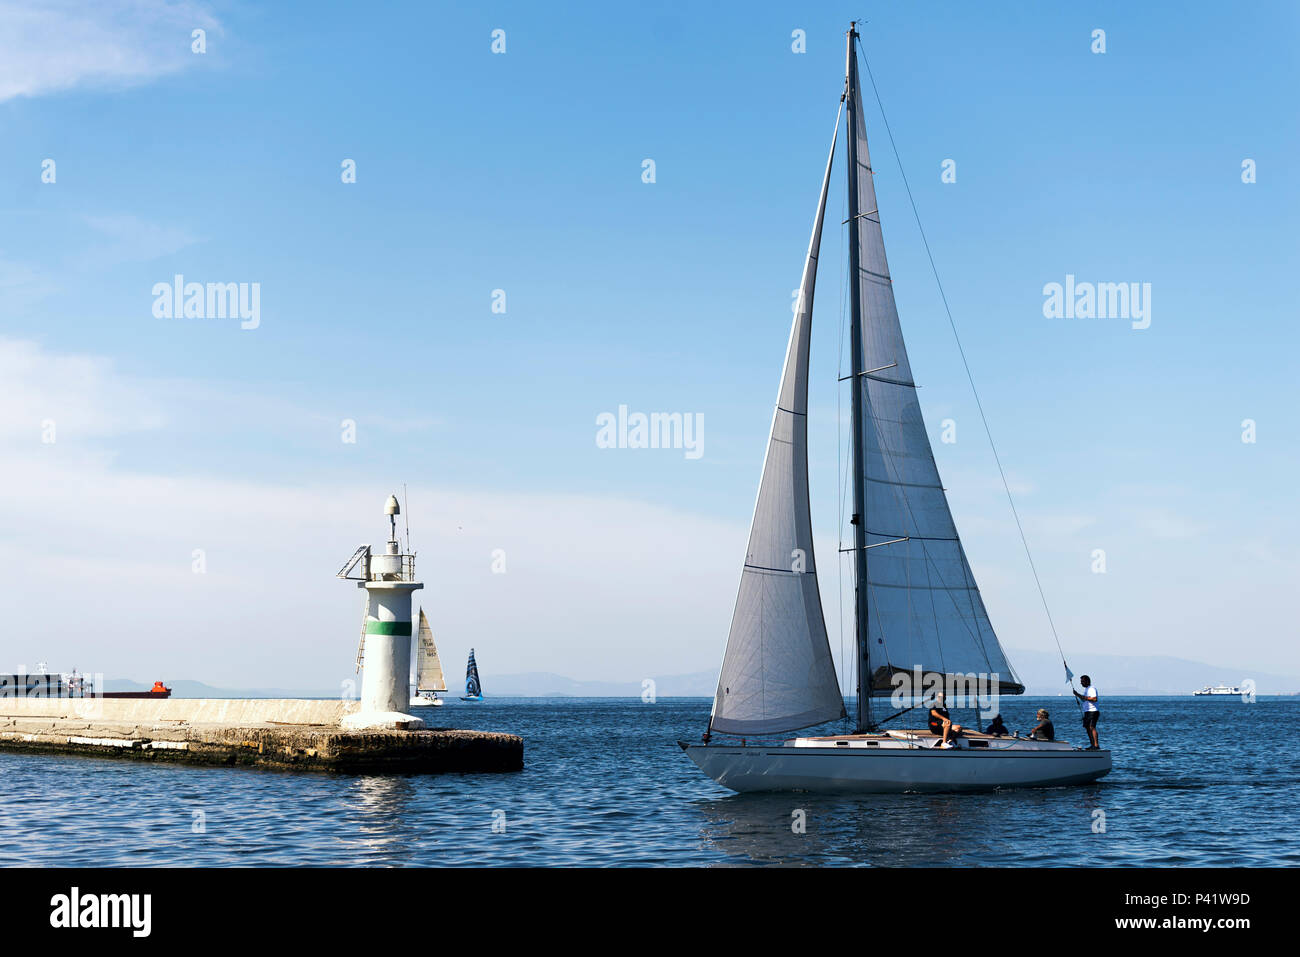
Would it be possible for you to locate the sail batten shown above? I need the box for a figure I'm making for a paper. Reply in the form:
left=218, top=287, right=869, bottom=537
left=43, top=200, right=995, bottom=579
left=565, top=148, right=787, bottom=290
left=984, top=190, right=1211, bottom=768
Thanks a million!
left=709, top=105, right=847, bottom=737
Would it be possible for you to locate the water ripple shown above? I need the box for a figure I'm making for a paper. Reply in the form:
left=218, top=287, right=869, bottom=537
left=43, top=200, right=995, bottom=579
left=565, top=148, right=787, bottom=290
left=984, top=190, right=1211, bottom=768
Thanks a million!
left=0, top=697, right=1294, bottom=866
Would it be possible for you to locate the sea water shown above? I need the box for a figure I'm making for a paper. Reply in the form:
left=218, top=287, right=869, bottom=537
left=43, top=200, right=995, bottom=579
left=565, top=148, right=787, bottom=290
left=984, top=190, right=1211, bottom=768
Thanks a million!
left=0, top=696, right=1295, bottom=866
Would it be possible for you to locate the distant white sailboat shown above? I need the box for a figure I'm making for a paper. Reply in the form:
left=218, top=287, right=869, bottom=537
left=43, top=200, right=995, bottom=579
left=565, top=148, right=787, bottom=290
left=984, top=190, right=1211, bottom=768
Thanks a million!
left=409, top=608, right=446, bottom=707
left=681, top=22, right=1110, bottom=793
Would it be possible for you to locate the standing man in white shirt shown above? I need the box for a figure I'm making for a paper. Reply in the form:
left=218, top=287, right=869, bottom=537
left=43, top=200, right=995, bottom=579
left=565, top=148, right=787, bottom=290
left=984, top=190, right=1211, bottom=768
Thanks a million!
left=1073, top=675, right=1100, bottom=750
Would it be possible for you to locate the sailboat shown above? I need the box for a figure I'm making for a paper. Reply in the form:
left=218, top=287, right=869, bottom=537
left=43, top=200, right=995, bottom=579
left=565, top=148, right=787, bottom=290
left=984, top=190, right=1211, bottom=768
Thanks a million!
left=460, top=648, right=484, bottom=701
left=681, top=23, right=1111, bottom=794
left=409, top=608, right=446, bottom=707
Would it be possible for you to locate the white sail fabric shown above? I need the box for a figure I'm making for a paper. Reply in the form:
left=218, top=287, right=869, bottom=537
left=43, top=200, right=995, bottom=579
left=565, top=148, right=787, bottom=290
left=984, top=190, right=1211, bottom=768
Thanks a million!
left=414, top=609, right=446, bottom=692
left=710, top=110, right=847, bottom=736
left=848, top=86, right=1023, bottom=695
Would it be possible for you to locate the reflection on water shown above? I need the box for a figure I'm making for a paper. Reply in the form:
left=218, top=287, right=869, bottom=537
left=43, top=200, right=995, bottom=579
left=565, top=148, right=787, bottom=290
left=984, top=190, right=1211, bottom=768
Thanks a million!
left=695, top=783, right=1117, bottom=866
left=699, top=794, right=973, bottom=866
left=343, top=776, right=422, bottom=863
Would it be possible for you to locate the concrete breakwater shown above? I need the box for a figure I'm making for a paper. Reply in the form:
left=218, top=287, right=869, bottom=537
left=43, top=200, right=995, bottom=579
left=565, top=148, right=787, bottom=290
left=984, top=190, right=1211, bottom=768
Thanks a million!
left=0, top=698, right=522, bottom=773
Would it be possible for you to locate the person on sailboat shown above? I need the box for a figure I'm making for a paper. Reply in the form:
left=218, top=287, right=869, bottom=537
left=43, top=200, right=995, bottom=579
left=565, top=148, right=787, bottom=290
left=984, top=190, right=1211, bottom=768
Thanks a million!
left=1027, top=709, right=1055, bottom=741
left=985, top=713, right=1009, bottom=737
left=928, top=692, right=964, bottom=747
left=1072, top=676, right=1100, bottom=749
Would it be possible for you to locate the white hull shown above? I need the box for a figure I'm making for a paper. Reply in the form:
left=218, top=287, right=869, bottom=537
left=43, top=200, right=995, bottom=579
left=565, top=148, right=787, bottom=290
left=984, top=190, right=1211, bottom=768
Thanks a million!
left=408, top=695, right=444, bottom=707
left=683, top=739, right=1111, bottom=794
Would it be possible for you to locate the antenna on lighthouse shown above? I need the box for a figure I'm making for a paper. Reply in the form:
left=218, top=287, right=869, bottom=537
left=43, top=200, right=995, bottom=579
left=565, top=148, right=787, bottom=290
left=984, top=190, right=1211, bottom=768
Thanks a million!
left=403, top=483, right=411, bottom=553
left=385, top=493, right=400, bottom=543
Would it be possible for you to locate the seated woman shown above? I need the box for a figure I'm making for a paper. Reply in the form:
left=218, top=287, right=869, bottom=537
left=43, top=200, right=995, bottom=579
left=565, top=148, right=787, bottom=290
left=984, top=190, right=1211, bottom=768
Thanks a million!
left=928, top=692, right=964, bottom=748
left=1027, top=709, right=1055, bottom=741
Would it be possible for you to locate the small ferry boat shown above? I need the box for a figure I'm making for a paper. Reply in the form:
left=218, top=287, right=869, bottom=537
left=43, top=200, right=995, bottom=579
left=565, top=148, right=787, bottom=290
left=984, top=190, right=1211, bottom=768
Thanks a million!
left=1192, top=683, right=1240, bottom=696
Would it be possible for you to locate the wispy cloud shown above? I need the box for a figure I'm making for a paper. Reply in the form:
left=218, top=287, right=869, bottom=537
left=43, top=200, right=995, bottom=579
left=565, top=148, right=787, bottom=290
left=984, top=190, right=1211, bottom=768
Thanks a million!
left=0, top=255, right=40, bottom=289
left=0, top=337, right=165, bottom=442
left=1134, top=507, right=1207, bottom=541
left=82, top=214, right=202, bottom=266
left=0, top=252, right=56, bottom=307
left=1031, top=512, right=1098, bottom=536
left=0, top=0, right=220, bottom=103
left=0, top=336, right=437, bottom=448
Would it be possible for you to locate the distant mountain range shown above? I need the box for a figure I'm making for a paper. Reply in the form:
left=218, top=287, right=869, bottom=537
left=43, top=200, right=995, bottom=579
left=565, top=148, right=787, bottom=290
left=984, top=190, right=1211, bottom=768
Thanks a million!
left=1004, top=648, right=1298, bottom=696
left=102, top=678, right=343, bottom=699
left=460, top=651, right=1300, bottom=697
left=104, top=649, right=1300, bottom=698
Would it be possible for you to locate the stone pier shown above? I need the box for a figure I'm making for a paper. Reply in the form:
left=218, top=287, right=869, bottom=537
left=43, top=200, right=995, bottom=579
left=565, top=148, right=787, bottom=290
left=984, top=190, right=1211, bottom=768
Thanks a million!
left=0, top=698, right=522, bottom=773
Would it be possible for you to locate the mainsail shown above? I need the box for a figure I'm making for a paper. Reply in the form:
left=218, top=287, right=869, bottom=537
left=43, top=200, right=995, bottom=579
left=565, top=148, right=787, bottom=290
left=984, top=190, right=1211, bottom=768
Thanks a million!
left=844, top=36, right=1023, bottom=699
left=709, top=107, right=847, bottom=736
left=465, top=649, right=482, bottom=698
left=413, top=608, right=446, bottom=693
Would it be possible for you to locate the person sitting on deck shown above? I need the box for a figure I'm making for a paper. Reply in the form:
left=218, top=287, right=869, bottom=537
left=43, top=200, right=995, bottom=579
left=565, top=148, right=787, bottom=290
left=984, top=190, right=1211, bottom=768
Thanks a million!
left=985, top=714, right=1009, bottom=737
left=928, top=692, right=964, bottom=748
left=1027, top=709, right=1055, bottom=741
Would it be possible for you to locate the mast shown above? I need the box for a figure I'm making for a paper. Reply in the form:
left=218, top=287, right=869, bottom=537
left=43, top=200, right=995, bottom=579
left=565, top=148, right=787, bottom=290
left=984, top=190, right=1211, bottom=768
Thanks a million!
left=845, top=22, right=873, bottom=732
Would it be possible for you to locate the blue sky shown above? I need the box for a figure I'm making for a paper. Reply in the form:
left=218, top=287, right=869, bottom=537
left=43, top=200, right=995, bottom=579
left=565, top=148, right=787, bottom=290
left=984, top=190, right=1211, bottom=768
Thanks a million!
left=1, top=1, right=1297, bottom=689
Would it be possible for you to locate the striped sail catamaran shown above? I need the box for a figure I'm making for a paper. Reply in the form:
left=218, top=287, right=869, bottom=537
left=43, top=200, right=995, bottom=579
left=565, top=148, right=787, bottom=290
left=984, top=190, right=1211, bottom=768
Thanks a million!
left=681, top=23, right=1110, bottom=793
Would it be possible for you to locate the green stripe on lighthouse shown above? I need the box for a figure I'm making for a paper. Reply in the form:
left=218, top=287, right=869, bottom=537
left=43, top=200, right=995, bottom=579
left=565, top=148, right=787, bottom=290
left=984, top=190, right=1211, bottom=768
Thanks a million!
left=365, top=621, right=412, bottom=636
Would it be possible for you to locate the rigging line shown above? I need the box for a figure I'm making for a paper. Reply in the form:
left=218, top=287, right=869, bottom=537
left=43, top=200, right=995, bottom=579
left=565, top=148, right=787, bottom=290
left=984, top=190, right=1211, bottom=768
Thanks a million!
left=856, top=40, right=1074, bottom=683
left=873, top=702, right=920, bottom=727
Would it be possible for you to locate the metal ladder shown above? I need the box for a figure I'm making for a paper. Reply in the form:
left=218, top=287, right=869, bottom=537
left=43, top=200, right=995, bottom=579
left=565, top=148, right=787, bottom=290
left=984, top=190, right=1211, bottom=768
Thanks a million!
left=354, top=596, right=369, bottom=673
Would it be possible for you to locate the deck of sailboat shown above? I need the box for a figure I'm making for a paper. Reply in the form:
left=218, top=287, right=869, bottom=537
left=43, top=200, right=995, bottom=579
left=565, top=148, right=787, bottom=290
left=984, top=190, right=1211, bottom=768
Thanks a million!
left=790, top=730, right=1086, bottom=752
left=799, top=730, right=1066, bottom=741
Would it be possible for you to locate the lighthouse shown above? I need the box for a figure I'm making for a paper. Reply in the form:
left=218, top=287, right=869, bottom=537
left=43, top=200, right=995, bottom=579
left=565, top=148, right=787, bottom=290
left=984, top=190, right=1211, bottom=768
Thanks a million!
left=338, top=495, right=425, bottom=730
